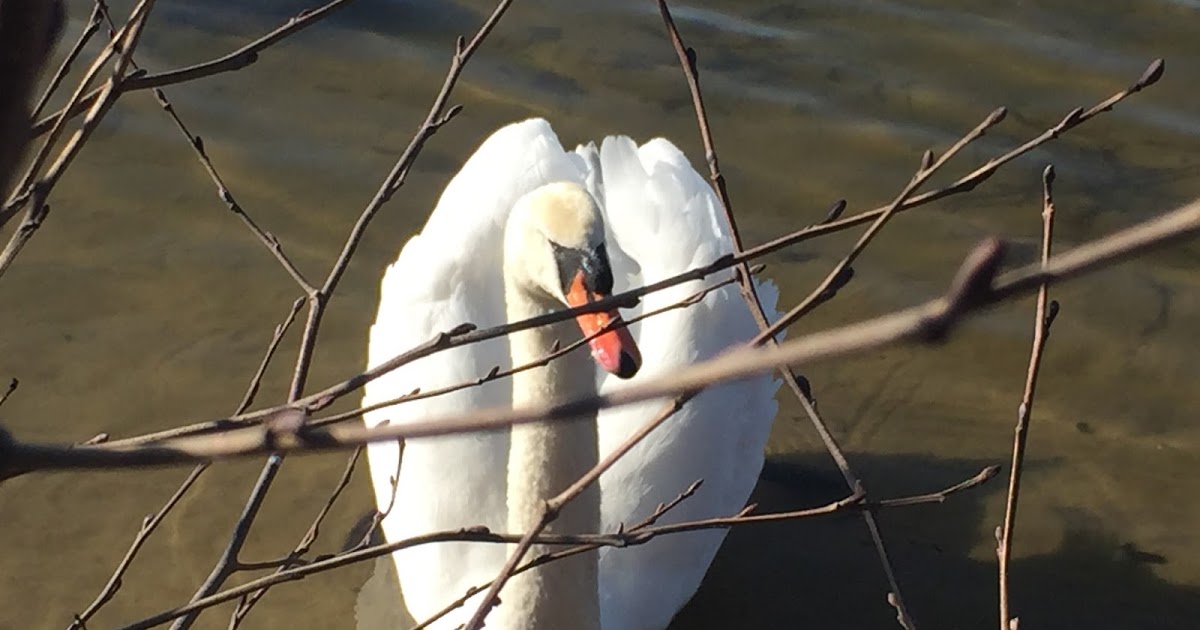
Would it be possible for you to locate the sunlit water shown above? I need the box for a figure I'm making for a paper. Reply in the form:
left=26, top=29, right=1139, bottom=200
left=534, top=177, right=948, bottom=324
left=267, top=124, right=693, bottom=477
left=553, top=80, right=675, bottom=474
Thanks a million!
left=1, top=1, right=1198, bottom=628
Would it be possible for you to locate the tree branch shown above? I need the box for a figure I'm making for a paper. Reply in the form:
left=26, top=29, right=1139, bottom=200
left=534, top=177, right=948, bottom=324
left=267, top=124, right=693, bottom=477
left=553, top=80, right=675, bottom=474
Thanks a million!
left=29, top=0, right=360, bottom=139
left=164, top=1, right=515, bottom=626
left=113, top=467, right=995, bottom=630
left=1, top=196, right=1195, bottom=473
left=87, top=56, right=1163, bottom=449
left=996, top=165, right=1060, bottom=630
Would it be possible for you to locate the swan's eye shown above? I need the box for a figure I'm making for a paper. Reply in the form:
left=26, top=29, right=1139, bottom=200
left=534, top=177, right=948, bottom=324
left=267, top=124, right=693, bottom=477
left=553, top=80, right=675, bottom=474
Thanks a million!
left=551, top=242, right=613, bottom=296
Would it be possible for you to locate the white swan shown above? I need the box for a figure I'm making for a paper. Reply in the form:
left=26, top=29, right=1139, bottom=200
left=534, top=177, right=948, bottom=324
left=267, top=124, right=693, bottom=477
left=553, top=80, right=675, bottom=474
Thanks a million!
left=362, top=118, right=780, bottom=630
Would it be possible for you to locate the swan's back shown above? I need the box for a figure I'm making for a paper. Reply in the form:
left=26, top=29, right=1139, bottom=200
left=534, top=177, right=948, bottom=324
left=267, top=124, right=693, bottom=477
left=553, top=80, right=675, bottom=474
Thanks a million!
left=364, top=119, right=779, bottom=630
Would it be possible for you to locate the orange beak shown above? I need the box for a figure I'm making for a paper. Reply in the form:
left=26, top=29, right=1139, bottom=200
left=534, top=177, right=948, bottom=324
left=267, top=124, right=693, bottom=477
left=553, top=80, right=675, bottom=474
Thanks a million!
left=566, top=271, right=641, bottom=379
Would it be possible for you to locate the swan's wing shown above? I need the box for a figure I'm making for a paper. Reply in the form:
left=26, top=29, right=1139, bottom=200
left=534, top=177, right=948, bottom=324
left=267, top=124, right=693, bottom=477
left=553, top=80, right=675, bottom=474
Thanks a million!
left=363, top=118, right=586, bottom=628
left=592, top=135, right=782, bottom=630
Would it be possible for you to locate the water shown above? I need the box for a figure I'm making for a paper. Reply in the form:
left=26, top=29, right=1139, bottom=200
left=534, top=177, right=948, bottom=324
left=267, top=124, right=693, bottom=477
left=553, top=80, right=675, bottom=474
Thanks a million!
left=1, top=1, right=1198, bottom=628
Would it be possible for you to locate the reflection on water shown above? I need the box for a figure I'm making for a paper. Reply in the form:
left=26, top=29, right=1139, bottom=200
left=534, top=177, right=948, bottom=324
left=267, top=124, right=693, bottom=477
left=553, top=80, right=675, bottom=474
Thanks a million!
left=0, top=1, right=1197, bottom=629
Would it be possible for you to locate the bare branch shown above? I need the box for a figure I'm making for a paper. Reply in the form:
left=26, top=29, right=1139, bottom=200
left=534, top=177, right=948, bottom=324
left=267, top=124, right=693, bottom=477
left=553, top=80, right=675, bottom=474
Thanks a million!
left=67, top=466, right=206, bottom=630
left=235, top=297, right=306, bottom=414
left=29, top=2, right=100, bottom=121
left=0, top=0, right=154, bottom=278
left=113, top=467, right=994, bottom=630
left=997, top=164, right=1059, bottom=630
left=86, top=54, right=1161, bottom=450
left=164, top=1, right=516, bottom=625
left=0, top=378, right=17, bottom=409
left=2, top=197, right=1196, bottom=473
left=153, top=90, right=317, bottom=293
left=415, top=466, right=996, bottom=628
left=0, top=0, right=63, bottom=200
left=311, top=270, right=750, bottom=428
left=29, top=0, right=361, bottom=139
left=657, top=3, right=1009, bottom=625
left=227, top=447, right=364, bottom=627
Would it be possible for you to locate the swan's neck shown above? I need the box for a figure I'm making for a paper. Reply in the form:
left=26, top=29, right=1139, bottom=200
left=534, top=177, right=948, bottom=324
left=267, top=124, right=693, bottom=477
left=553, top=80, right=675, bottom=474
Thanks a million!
left=500, top=287, right=601, bottom=630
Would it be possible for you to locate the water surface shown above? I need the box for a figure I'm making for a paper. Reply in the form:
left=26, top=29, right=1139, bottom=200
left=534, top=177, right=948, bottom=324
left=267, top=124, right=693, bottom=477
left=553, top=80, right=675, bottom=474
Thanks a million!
left=1, top=1, right=1198, bottom=628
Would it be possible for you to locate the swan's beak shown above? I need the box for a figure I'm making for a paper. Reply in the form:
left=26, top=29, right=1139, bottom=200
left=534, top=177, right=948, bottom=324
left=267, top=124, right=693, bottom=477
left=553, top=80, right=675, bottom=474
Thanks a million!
left=566, top=272, right=641, bottom=379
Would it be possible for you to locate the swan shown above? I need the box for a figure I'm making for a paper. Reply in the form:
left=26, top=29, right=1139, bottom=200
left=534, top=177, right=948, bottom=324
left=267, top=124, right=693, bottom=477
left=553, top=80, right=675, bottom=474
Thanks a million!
left=362, top=118, right=780, bottom=630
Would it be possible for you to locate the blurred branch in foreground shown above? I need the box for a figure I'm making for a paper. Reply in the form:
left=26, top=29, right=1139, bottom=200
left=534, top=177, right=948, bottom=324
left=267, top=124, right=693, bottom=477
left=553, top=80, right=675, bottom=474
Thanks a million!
left=1, top=195, right=1197, bottom=476
left=73, top=56, right=1167, bottom=450
left=0, top=1, right=1189, bottom=629
left=0, top=0, right=63, bottom=198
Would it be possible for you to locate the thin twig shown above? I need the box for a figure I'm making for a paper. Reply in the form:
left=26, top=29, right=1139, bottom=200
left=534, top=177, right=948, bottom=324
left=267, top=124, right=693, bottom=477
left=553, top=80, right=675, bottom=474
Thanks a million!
left=2, top=198, right=1196, bottom=472
left=91, top=0, right=318, bottom=295
left=350, top=437, right=404, bottom=551
left=235, top=297, right=306, bottom=414
left=312, top=269, right=752, bottom=428
left=151, top=89, right=316, bottom=293
left=757, top=106, right=1008, bottom=343
left=0, top=378, right=17, bottom=409
left=93, top=60, right=1164, bottom=450
left=29, top=2, right=101, bottom=121
left=0, top=0, right=63, bottom=205
left=414, top=466, right=996, bottom=628
left=658, top=3, right=1008, bottom=624
left=997, top=165, right=1060, bottom=630
left=227, top=446, right=365, bottom=628
left=112, top=467, right=994, bottom=630
left=62, top=296, right=306, bottom=628
left=96, top=0, right=317, bottom=370
left=0, top=0, right=154, bottom=279
left=67, top=466, right=206, bottom=630
left=4, top=3, right=121, bottom=218
left=409, top=480, right=710, bottom=629
left=165, top=2, right=515, bottom=626
left=29, top=0, right=360, bottom=139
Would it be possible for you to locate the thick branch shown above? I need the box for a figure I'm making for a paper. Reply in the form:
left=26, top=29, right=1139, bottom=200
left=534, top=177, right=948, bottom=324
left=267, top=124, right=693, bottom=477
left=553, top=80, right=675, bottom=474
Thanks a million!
left=92, top=59, right=1164, bottom=448
left=1, top=196, right=1195, bottom=474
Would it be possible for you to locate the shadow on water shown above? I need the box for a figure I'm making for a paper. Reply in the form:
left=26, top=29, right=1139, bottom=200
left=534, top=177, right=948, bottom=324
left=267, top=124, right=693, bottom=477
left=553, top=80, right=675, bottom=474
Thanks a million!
left=676, top=452, right=1200, bottom=629
left=353, top=452, right=1200, bottom=629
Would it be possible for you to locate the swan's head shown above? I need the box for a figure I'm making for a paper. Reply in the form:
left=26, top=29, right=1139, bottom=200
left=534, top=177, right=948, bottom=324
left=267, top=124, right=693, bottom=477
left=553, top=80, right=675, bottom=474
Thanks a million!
left=505, top=182, right=641, bottom=379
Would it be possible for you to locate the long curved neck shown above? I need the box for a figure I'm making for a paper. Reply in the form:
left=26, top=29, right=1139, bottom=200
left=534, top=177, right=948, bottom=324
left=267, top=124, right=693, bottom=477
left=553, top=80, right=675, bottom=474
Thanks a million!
left=499, top=285, right=601, bottom=630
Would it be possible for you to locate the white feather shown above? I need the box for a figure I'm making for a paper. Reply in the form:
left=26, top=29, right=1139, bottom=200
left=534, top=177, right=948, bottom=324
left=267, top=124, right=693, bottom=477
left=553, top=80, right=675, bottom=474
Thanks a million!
left=363, top=118, right=781, bottom=630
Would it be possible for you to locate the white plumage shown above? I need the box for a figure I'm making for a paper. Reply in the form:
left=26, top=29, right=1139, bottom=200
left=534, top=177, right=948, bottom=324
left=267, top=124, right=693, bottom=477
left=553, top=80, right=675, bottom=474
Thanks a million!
left=362, top=118, right=780, bottom=629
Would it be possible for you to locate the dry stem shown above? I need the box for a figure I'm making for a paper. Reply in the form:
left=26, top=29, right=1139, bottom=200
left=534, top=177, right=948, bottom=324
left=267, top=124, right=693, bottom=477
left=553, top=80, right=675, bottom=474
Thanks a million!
left=29, top=0, right=361, bottom=139
left=0, top=378, right=17, bottom=409
left=83, top=56, right=1164, bottom=450
left=0, top=0, right=63, bottom=201
left=0, top=0, right=153, bottom=279
left=657, top=3, right=1008, bottom=623
left=165, top=1, right=515, bottom=625
left=996, top=165, right=1060, bottom=630
left=2, top=197, right=1196, bottom=470
left=114, top=467, right=995, bottom=630
left=0, top=5, right=1180, bottom=628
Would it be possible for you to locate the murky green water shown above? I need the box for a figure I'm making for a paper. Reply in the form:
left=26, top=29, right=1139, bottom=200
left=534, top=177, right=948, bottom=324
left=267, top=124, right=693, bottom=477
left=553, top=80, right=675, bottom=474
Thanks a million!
left=1, top=1, right=1197, bottom=628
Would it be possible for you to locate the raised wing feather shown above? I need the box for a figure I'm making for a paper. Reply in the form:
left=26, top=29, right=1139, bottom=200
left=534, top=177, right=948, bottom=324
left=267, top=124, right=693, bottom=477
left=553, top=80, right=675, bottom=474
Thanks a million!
left=591, top=135, right=782, bottom=630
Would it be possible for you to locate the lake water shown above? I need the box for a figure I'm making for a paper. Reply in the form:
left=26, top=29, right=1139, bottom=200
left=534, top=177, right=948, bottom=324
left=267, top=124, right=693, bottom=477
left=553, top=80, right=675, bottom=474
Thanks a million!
left=1, top=1, right=1198, bottom=628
